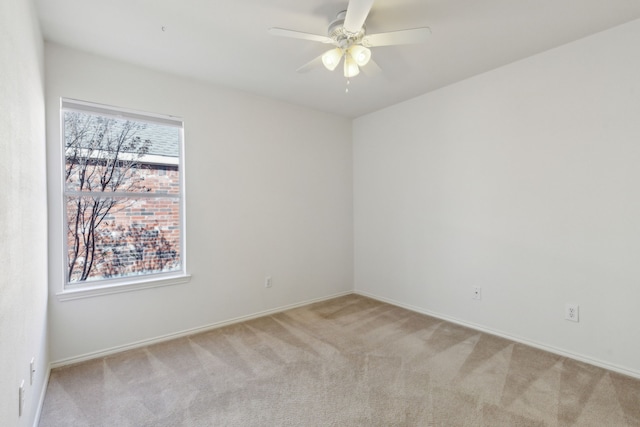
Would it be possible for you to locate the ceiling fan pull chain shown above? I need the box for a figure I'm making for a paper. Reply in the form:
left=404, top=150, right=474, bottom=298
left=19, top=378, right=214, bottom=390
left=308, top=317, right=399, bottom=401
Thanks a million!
left=345, top=78, right=350, bottom=94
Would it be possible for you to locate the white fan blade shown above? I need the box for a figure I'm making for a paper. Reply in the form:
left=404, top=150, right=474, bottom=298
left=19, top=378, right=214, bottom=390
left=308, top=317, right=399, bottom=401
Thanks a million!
left=344, top=0, right=375, bottom=34
left=269, top=27, right=333, bottom=44
left=363, top=27, right=431, bottom=47
left=296, top=55, right=324, bottom=73
left=361, top=58, right=383, bottom=77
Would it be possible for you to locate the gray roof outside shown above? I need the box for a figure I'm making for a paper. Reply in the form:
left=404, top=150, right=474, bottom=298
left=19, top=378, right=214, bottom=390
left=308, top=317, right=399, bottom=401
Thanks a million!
left=136, top=124, right=180, bottom=158
left=65, top=111, right=180, bottom=159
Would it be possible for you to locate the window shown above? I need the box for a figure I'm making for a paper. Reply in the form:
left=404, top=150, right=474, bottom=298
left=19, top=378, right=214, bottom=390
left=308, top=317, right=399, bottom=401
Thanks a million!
left=61, top=99, right=186, bottom=294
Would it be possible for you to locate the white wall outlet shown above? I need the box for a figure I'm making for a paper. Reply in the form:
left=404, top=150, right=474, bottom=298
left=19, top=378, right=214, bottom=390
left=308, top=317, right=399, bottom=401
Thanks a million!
left=18, top=380, right=25, bottom=417
left=565, top=303, right=579, bottom=322
left=30, top=357, right=35, bottom=385
left=264, top=276, right=272, bottom=288
left=473, top=286, right=482, bottom=300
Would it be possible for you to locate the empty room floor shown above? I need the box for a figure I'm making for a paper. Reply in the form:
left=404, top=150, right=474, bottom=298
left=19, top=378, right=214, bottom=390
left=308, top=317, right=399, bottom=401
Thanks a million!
left=39, top=295, right=640, bottom=426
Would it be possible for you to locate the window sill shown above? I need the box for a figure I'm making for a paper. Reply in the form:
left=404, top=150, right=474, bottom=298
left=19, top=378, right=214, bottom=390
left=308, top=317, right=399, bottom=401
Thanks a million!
left=56, top=273, right=191, bottom=301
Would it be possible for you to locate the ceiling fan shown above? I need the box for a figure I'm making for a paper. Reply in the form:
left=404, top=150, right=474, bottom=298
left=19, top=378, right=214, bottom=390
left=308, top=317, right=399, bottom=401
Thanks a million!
left=269, top=0, right=430, bottom=82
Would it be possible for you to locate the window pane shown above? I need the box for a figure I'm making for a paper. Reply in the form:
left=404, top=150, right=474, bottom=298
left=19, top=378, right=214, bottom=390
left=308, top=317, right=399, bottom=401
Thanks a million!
left=66, top=196, right=181, bottom=284
left=64, top=111, right=180, bottom=193
left=62, top=100, right=185, bottom=289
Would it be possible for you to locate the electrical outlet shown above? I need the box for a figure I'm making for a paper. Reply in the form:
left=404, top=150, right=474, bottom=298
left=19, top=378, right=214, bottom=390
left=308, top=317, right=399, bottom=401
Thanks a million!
left=264, top=276, right=272, bottom=288
left=565, top=303, right=579, bottom=322
left=473, top=287, right=482, bottom=300
left=18, top=380, right=25, bottom=417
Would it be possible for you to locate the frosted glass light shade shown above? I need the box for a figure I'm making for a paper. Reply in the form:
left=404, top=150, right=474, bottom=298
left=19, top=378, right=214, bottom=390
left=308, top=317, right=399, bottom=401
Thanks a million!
left=322, top=48, right=343, bottom=71
left=349, top=45, right=371, bottom=66
left=343, top=53, right=360, bottom=78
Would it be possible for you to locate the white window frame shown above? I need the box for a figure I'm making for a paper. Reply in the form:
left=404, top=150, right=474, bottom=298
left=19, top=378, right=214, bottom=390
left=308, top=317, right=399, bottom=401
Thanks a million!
left=57, top=98, right=189, bottom=301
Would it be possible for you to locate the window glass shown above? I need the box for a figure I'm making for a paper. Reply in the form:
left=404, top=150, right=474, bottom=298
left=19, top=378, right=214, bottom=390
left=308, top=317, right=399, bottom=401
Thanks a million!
left=62, top=100, right=184, bottom=286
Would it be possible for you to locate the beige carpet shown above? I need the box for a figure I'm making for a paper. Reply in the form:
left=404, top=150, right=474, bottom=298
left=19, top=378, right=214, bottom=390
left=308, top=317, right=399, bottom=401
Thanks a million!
left=39, top=295, right=640, bottom=426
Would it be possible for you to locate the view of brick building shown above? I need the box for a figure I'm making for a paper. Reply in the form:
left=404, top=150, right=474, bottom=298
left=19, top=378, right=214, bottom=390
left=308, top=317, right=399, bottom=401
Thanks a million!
left=64, top=111, right=182, bottom=284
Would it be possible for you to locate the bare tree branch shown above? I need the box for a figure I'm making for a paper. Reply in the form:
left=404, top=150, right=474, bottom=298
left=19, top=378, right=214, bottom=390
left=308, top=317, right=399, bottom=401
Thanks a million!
left=65, top=112, right=164, bottom=283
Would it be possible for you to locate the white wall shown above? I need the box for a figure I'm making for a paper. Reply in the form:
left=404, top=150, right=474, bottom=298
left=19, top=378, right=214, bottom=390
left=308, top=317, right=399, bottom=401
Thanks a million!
left=0, top=0, right=49, bottom=426
left=354, top=19, right=640, bottom=376
left=46, top=43, right=353, bottom=363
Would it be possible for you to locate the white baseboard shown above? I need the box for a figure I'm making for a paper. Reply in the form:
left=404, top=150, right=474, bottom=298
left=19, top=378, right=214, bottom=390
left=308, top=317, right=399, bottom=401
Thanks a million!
left=48, top=288, right=640, bottom=378
left=50, top=291, right=353, bottom=369
left=33, top=364, right=51, bottom=427
left=355, top=290, right=640, bottom=380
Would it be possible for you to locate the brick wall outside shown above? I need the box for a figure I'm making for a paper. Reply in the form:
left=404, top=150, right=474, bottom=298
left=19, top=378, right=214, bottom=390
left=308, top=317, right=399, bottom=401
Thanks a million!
left=66, top=164, right=182, bottom=283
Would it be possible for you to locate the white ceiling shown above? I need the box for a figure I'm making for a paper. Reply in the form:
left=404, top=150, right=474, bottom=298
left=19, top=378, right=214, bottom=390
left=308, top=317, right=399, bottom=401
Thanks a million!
left=36, top=0, right=640, bottom=118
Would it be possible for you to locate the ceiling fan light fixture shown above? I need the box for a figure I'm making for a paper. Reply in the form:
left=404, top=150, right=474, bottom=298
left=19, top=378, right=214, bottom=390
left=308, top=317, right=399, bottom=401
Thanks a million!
left=349, top=45, right=371, bottom=66
left=343, top=53, right=360, bottom=78
left=322, top=48, right=343, bottom=71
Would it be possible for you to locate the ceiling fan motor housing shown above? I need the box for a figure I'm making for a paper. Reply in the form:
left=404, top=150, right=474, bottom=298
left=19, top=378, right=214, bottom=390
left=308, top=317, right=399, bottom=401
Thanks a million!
left=328, top=10, right=365, bottom=49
